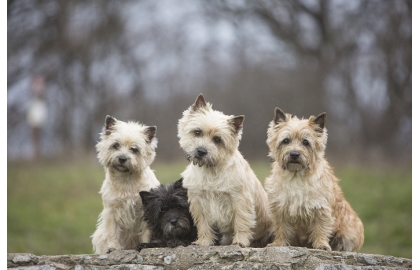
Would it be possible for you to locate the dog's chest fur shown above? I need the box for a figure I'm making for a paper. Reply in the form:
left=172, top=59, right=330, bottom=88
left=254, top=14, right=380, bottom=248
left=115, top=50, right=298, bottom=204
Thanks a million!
left=197, top=189, right=234, bottom=228
left=182, top=163, right=245, bottom=229
left=267, top=168, right=333, bottom=220
left=101, top=170, right=159, bottom=231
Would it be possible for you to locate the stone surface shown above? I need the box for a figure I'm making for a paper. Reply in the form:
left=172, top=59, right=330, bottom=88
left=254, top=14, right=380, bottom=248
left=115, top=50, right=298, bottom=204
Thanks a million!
left=7, top=246, right=412, bottom=270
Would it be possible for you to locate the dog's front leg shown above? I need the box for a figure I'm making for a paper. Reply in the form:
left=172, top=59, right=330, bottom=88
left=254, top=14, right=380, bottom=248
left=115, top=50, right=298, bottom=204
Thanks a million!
left=189, top=195, right=215, bottom=246
left=139, top=228, right=152, bottom=244
left=92, top=209, right=122, bottom=254
left=309, top=208, right=334, bottom=251
left=268, top=217, right=295, bottom=247
left=104, top=227, right=122, bottom=253
left=232, top=196, right=255, bottom=247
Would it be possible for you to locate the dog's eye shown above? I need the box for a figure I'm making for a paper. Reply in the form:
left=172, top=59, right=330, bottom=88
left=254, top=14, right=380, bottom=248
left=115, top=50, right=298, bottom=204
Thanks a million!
left=282, top=138, right=290, bottom=144
left=302, top=139, right=310, bottom=146
left=160, top=209, right=165, bottom=214
left=113, top=143, right=120, bottom=149
left=130, top=147, right=139, bottom=153
left=193, top=130, right=202, bottom=137
left=213, top=136, right=222, bottom=144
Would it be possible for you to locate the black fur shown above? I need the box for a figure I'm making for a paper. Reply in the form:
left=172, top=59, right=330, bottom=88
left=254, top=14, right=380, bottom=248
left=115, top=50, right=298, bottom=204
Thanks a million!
left=136, top=178, right=197, bottom=250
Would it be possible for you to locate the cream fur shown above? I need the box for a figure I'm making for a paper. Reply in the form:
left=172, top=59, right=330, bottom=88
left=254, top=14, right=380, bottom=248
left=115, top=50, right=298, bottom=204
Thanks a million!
left=178, top=94, right=273, bottom=247
left=265, top=108, right=364, bottom=251
left=91, top=116, right=160, bottom=254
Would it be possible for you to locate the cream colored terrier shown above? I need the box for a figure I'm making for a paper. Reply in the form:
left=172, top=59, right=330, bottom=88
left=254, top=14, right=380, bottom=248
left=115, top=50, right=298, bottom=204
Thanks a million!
left=178, top=94, right=273, bottom=248
left=91, top=115, right=160, bottom=254
left=265, top=108, right=364, bottom=251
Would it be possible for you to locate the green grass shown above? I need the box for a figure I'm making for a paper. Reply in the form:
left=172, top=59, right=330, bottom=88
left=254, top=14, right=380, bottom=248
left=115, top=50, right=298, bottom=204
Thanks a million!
left=7, top=160, right=411, bottom=258
left=337, top=166, right=412, bottom=258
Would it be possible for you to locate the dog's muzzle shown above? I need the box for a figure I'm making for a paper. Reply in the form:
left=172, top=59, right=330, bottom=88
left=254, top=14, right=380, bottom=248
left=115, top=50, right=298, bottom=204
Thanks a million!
left=185, top=147, right=215, bottom=168
left=193, top=148, right=207, bottom=167
left=284, top=151, right=305, bottom=172
left=112, top=155, right=130, bottom=172
left=118, top=155, right=127, bottom=164
left=163, top=218, right=190, bottom=237
left=196, top=147, right=207, bottom=157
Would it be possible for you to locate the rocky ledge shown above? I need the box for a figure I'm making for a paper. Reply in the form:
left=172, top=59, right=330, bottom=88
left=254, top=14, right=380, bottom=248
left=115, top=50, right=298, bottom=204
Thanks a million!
left=7, top=245, right=412, bottom=270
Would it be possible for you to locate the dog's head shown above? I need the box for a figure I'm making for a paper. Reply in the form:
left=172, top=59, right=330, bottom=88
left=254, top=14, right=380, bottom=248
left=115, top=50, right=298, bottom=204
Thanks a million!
left=140, top=178, right=193, bottom=239
left=266, top=108, right=327, bottom=173
left=96, top=115, right=157, bottom=174
left=177, top=94, right=244, bottom=168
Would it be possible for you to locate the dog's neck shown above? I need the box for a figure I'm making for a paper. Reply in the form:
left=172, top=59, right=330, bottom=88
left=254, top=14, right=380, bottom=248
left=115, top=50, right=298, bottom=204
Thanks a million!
left=182, top=150, right=249, bottom=192
left=192, top=149, right=243, bottom=172
left=105, top=167, right=154, bottom=193
left=274, top=158, right=330, bottom=183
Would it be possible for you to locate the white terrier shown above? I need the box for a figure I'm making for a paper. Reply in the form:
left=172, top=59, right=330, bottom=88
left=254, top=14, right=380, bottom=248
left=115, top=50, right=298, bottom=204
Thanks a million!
left=91, top=115, right=160, bottom=254
left=178, top=94, right=273, bottom=248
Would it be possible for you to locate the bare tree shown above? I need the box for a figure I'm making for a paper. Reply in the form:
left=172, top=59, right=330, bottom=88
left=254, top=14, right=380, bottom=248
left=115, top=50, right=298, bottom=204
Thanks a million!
left=7, top=0, right=411, bottom=164
left=8, top=0, right=146, bottom=156
left=203, top=0, right=411, bottom=161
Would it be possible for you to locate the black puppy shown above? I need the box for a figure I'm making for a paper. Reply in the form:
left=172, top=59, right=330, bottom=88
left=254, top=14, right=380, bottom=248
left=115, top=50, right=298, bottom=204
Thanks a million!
left=136, top=178, right=197, bottom=250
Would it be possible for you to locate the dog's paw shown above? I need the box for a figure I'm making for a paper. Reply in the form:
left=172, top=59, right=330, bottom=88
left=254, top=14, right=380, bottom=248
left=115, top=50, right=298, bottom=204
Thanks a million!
left=317, top=245, right=332, bottom=251
left=192, top=238, right=213, bottom=246
left=267, top=240, right=289, bottom=247
left=167, top=239, right=186, bottom=248
left=135, top=244, right=145, bottom=251
left=106, top=248, right=116, bottom=254
left=313, top=242, right=332, bottom=251
left=232, top=235, right=250, bottom=248
left=231, top=242, right=247, bottom=248
left=312, top=238, right=332, bottom=251
left=232, top=241, right=250, bottom=248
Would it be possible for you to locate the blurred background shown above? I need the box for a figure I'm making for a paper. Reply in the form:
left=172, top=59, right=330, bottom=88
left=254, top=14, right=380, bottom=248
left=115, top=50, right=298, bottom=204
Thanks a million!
left=8, top=0, right=411, bottom=258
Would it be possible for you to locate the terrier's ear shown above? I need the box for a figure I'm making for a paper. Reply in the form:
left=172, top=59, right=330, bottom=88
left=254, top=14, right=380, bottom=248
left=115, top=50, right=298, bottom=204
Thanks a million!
left=174, top=178, right=183, bottom=189
left=274, top=108, right=286, bottom=125
left=139, top=191, right=151, bottom=206
left=104, top=115, right=117, bottom=135
left=192, top=93, right=206, bottom=111
left=311, top=112, right=327, bottom=132
left=231, top=115, right=245, bottom=132
left=145, top=126, right=156, bottom=143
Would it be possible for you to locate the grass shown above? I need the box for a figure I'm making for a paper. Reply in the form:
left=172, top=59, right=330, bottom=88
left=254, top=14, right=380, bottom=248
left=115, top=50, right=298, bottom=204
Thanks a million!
left=7, top=160, right=411, bottom=258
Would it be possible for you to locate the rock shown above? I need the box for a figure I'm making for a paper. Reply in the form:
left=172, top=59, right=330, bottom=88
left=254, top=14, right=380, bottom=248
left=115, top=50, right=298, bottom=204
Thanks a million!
left=356, top=254, right=378, bottom=265
left=9, top=253, right=39, bottom=268
left=12, top=254, right=33, bottom=264
left=164, top=254, right=176, bottom=264
left=6, top=246, right=412, bottom=270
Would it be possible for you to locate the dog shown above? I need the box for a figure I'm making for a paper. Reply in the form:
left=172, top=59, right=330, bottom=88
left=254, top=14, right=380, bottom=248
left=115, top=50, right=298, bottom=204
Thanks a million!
left=91, top=115, right=160, bottom=254
left=265, top=107, right=364, bottom=251
left=177, top=93, right=273, bottom=248
left=136, top=178, right=197, bottom=250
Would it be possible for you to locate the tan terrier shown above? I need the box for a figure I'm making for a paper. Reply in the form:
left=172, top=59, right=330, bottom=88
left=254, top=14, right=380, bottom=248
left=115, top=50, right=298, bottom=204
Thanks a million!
left=265, top=108, right=364, bottom=251
left=178, top=94, right=273, bottom=248
left=91, top=115, right=160, bottom=254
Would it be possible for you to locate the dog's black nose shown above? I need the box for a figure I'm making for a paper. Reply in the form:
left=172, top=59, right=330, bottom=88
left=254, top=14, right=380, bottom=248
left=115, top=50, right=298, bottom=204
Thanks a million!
left=196, top=147, right=207, bottom=157
left=290, top=151, right=300, bottom=160
left=118, top=156, right=127, bottom=164
left=170, top=219, right=178, bottom=226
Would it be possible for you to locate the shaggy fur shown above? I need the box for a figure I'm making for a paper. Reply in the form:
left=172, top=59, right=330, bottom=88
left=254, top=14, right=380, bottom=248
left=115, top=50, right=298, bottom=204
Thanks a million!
left=136, top=178, right=197, bottom=250
left=178, top=94, right=273, bottom=248
left=91, top=115, right=160, bottom=254
left=265, top=108, right=364, bottom=251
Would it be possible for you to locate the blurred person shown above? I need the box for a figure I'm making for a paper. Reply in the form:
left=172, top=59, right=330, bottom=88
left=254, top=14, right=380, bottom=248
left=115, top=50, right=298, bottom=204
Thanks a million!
left=27, top=75, right=47, bottom=161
